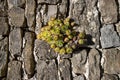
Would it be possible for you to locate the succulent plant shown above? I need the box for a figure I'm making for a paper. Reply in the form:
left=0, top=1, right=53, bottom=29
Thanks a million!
left=37, top=17, right=87, bottom=54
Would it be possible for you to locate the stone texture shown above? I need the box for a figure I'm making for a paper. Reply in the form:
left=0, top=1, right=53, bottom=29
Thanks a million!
left=38, top=5, right=57, bottom=25
left=58, top=0, right=68, bottom=18
left=58, top=59, right=71, bottom=80
left=36, top=60, right=58, bottom=80
left=25, top=0, right=36, bottom=31
left=0, top=0, right=7, bottom=17
left=0, top=17, right=9, bottom=35
left=73, top=75, right=86, bottom=80
left=103, top=48, right=120, bottom=74
left=37, top=0, right=59, bottom=4
left=100, top=24, right=120, bottom=48
left=23, top=32, right=35, bottom=78
left=7, top=0, right=25, bottom=9
left=88, top=48, right=100, bottom=80
left=8, top=7, right=25, bottom=27
left=115, top=22, right=120, bottom=36
left=0, top=37, right=8, bottom=77
left=34, top=40, right=57, bottom=60
left=71, top=50, right=87, bottom=74
left=101, top=73, right=119, bottom=80
left=7, top=61, right=22, bottom=80
left=70, top=0, right=100, bottom=48
left=9, top=28, right=23, bottom=58
left=98, top=0, right=118, bottom=24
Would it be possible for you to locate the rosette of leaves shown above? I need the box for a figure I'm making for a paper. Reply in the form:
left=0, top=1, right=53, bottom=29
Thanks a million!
left=37, top=17, right=87, bottom=54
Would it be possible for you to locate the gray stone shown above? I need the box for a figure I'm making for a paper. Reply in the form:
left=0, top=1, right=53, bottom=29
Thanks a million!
left=0, top=37, right=8, bottom=77
left=9, top=28, right=23, bottom=58
left=58, top=0, right=68, bottom=18
left=8, top=7, right=25, bottom=27
left=25, top=0, right=36, bottom=31
left=0, top=0, right=7, bottom=17
left=115, top=22, right=120, bottom=36
left=7, top=0, right=25, bottom=9
left=88, top=48, right=100, bottom=80
left=34, top=40, right=57, bottom=60
left=7, top=61, right=22, bottom=80
left=73, top=75, right=86, bottom=80
left=23, top=32, right=35, bottom=78
left=71, top=50, right=87, bottom=74
left=58, top=59, right=71, bottom=80
left=36, top=60, right=58, bottom=80
left=37, top=5, right=57, bottom=25
left=0, top=23, right=8, bottom=35
left=103, top=48, right=120, bottom=74
left=98, top=0, right=118, bottom=24
left=37, top=0, right=59, bottom=4
left=100, top=24, right=120, bottom=48
left=101, top=73, right=119, bottom=80
left=70, top=0, right=100, bottom=48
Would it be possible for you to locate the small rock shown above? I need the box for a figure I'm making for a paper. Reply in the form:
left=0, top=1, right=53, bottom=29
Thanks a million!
left=103, top=48, right=120, bottom=74
left=37, top=5, right=57, bottom=25
left=37, top=0, right=59, bottom=4
left=115, top=22, right=120, bottom=36
left=0, top=0, right=7, bottom=17
left=101, top=73, right=119, bottom=80
left=0, top=37, right=8, bottom=77
left=8, top=7, right=25, bottom=27
left=0, top=17, right=9, bottom=35
left=23, top=32, right=35, bottom=78
left=88, top=48, right=100, bottom=80
left=7, top=0, right=25, bottom=9
left=6, top=61, right=22, bottom=80
left=34, top=40, right=57, bottom=61
left=58, top=59, right=71, bottom=80
left=100, top=24, right=120, bottom=48
left=73, top=75, right=86, bottom=80
left=98, top=0, right=118, bottom=24
left=36, top=60, right=58, bottom=80
left=9, top=28, right=23, bottom=58
left=58, top=0, right=68, bottom=18
left=71, top=50, right=87, bottom=74
left=25, top=0, right=36, bottom=31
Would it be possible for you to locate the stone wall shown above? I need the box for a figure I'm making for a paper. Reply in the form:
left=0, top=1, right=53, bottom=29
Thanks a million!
left=0, top=0, right=120, bottom=80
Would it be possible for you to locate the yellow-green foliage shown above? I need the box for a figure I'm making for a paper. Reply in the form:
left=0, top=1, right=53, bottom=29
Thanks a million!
left=37, top=17, right=87, bottom=54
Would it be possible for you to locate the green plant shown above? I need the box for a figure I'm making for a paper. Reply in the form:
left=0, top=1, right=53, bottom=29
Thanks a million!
left=37, top=17, right=87, bottom=54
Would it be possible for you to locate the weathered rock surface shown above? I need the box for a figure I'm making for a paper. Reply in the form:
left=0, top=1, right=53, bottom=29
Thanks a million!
left=34, top=40, right=57, bottom=60
left=37, top=0, right=59, bottom=4
left=36, top=60, right=58, bottom=80
left=103, top=48, right=120, bottom=74
left=70, top=0, right=100, bottom=48
left=7, top=0, right=25, bottom=9
left=0, top=37, right=8, bottom=77
left=88, top=48, right=100, bottom=80
left=101, top=73, right=119, bottom=80
left=115, top=22, right=120, bottom=36
left=25, top=0, right=36, bottom=31
left=23, top=32, right=35, bottom=78
left=98, top=0, right=118, bottom=24
left=7, top=61, right=22, bottom=80
left=0, top=17, right=9, bottom=35
left=58, top=59, right=71, bottom=80
left=73, top=75, right=86, bottom=80
left=0, top=0, right=7, bottom=17
left=58, top=0, right=68, bottom=18
left=71, top=50, right=87, bottom=74
left=9, top=28, right=23, bottom=58
left=100, top=24, right=120, bottom=48
left=8, top=7, right=25, bottom=27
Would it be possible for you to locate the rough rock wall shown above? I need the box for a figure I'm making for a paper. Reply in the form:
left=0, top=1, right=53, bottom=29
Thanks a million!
left=0, top=0, right=120, bottom=80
